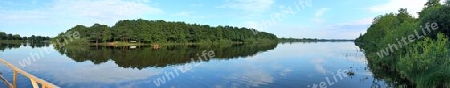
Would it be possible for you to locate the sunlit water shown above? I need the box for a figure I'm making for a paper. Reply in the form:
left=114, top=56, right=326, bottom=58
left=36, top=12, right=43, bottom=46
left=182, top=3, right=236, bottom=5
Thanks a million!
left=0, top=42, right=387, bottom=88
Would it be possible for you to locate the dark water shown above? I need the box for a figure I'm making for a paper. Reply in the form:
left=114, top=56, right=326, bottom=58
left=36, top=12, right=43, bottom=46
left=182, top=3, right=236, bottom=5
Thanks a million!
left=0, top=42, right=388, bottom=88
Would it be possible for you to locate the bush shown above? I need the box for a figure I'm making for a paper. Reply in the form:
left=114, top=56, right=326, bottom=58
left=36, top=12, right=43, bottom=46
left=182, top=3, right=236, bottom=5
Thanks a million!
left=398, top=33, right=450, bottom=87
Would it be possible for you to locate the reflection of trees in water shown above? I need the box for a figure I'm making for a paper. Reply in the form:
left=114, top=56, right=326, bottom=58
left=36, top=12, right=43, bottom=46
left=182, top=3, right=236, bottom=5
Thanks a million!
left=0, top=42, right=50, bottom=51
left=369, top=60, right=412, bottom=87
left=55, top=43, right=278, bottom=69
left=352, top=48, right=414, bottom=87
left=364, top=55, right=414, bottom=87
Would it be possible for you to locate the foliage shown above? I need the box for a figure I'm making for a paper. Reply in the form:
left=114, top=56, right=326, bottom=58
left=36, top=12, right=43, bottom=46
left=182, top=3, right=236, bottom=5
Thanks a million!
left=398, top=33, right=450, bottom=87
left=355, top=0, right=450, bottom=87
left=54, top=19, right=278, bottom=45
left=0, top=31, right=50, bottom=42
left=419, top=3, right=450, bottom=38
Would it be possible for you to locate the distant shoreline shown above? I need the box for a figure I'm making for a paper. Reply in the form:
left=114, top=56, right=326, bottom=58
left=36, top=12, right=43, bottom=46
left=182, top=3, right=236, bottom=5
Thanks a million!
left=278, top=38, right=354, bottom=42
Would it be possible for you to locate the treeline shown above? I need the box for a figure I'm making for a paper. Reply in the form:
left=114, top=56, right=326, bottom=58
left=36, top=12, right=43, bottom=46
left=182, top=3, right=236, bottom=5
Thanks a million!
left=0, top=32, right=51, bottom=42
left=54, top=19, right=278, bottom=45
left=355, top=0, right=450, bottom=87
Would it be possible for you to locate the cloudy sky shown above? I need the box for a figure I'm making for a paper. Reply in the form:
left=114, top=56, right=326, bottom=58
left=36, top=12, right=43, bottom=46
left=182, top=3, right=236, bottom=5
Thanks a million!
left=0, top=0, right=438, bottom=39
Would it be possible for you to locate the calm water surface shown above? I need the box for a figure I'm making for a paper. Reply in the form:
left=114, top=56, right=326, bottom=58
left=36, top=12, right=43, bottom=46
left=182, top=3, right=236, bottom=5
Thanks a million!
left=0, top=42, right=387, bottom=88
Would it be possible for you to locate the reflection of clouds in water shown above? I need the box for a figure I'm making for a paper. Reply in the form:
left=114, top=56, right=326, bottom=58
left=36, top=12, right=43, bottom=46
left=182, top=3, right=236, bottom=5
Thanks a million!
left=59, top=66, right=160, bottom=83
left=226, top=70, right=274, bottom=87
left=27, top=61, right=162, bottom=84
left=214, top=49, right=296, bottom=87
left=215, top=84, right=223, bottom=88
left=263, top=42, right=360, bottom=61
left=279, top=68, right=293, bottom=77
left=359, top=71, right=373, bottom=76
left=215, top=57, right=281, bottom=88
left=311, top=58, right=326, bottom=74
left=271, top=63, right=293, bottom=77
left=343, top=48, right=368, bottom=64
left=345, top=56, right=367, bottom=63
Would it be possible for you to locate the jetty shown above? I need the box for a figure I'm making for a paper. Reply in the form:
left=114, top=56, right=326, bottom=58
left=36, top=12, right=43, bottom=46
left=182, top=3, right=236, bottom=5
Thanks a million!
left=0, top=59, right=58, bottom=88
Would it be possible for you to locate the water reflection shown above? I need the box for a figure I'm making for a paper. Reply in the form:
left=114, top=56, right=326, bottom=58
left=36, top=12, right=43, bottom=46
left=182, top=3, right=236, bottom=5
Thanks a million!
left=54, top=43, right=278, bottom=69
left=0, top=42, right=391, bottom=88
left=366, top=58, right=413, bottom=87
left=0, top=42, right=50, bottom=51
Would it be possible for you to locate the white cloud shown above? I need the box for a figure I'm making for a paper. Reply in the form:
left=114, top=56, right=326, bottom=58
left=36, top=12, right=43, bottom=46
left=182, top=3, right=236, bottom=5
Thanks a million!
left=53, top=0, right=162, bottom=20
left=315, top=8, right=329, bottom=17
left=368, top=0, right=427, bottom=17
left=174, top=11, right=193, bottom=17
left=319, top=18, right=372, bottom=39
left=218, top=0, right=274, bottom=13
left=313, top=8, right=329, bottom=24
left=243, top=21, right=262, bottom=30
left=0, top=0, right=162, bottom=27
left=339, top=17, right=373, bottom=26
left=269, top=17, right=371, bottom=39
left=173, top=11, right=205, bottom=18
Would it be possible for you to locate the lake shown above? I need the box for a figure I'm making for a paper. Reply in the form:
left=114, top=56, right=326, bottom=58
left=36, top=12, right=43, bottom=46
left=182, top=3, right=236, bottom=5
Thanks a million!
left=0, top=42, right=388, bottom=88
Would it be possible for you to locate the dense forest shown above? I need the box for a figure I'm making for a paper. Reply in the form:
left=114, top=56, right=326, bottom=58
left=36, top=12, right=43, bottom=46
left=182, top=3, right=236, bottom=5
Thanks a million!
left=54, top=19, right=278, bottom=45
left=355, top=0, right=450, bottom=87
left=0, top=32, right=51, bottom=42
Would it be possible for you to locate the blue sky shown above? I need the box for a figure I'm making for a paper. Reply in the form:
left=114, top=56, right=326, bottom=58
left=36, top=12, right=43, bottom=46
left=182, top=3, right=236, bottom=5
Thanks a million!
left=0, top=0, right=437, bottom=39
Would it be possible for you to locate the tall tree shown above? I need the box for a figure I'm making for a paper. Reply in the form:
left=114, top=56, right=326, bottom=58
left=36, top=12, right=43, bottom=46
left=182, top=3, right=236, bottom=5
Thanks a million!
left=425, top=0, right=441, bottom=7
left=0, top=32, right=6, bottom=40
left=90, top=23, right=110, bottom=43
left=12, top=34, right=21, bottom=40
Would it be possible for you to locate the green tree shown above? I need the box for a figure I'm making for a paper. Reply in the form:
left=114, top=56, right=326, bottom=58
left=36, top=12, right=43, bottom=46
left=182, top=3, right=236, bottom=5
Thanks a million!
left=356, top=3, right=450, bottom=87
left=12, top=34, right=21, bottom=40
left=90, top=23, right=111, bottom=43
left=398, top=33, right=450, bottom=87
left=57, top=19, right=278, bottom=44
left=425, top=0, right=441, bottom=7
left=71, top=25, right=89, bottom=37
left=0, top=32, right=6, bottom=40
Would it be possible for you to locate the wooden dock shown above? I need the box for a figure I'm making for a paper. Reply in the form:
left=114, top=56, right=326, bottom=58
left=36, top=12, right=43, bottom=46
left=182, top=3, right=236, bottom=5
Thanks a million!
left=0, top=58, right=58, bottom=88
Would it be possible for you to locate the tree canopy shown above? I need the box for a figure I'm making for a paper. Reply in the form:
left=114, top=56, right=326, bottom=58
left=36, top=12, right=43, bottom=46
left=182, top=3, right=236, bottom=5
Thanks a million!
left=55, top=19, right=278, bottom=45
left=355, top=0, right=450, bottom=87
left=0, top=31, right=51, bottom=42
